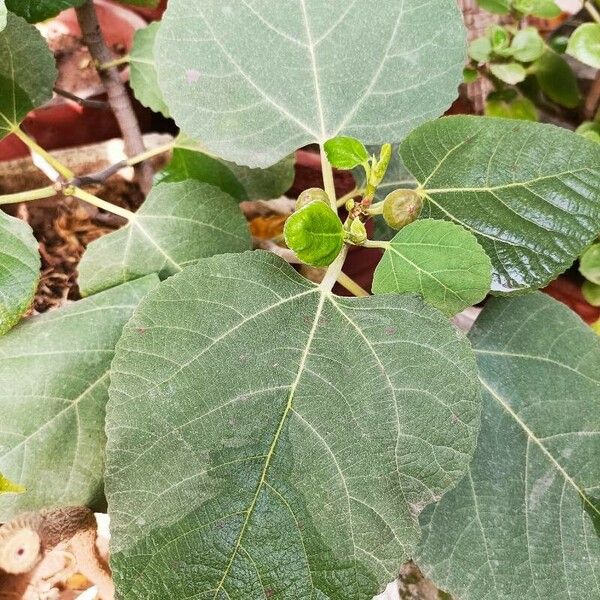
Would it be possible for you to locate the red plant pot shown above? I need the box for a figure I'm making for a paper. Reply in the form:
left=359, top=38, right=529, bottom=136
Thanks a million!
left=0, top=0, right=147, bottom=162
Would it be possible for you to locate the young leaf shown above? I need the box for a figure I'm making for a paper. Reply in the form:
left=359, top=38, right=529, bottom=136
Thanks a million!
left=416, top=292, right=600, bottom=600
left=476, top=0, right=511, bottom=14
left=130, top=22, right=170, bottom=117
left=5, top=0, right=85, bottom=23
left=372, top=220, right=492, bottom=316
left=78, top=181, right=251, bottom=296
left=157, top=139, right=295, bottom=201
left=155, top=0, right=466, bottom=167
left=0, top=473, right=25, bottom=495
left=468, top=37, right=492, bottom=62
left=489, top=62, right=527, bottom=85
left=0, top=275, right=159, bottom=520
left=324, top=136, right=369, bottom=169
left=579, top=242, right=600, bottom=284
left=401, top=116, right=600, bottom=293
left=567, top=23, right=600, bottom=69
left=0, top=211, right=40, bottom=336
left=106, top=251, right=482, bottom=600
left=534, top=50, right=581, bottom=108
left=510, top=27, right=545, bottom=62
left=284, top=200, right=344, bottom=267
left=484, top=95, right=538, bottom=121
left=0, top=14, right=57, bottom=140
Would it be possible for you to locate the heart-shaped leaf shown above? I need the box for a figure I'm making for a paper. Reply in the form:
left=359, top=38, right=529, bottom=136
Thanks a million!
left=567, top=23, right=600, bottom=69
left=373, top=219, right=492, bottom=316
left=0, top=211, right=40, bottom=335
left=157, top=138, right=295, bottom=201
left=416, top=292, right=600, bottom=600
left=0, top=14, right=56, bottom=140
left=401, top=116, right=600, bottom=293
left=0, top=275, right=159, bottom=520
left=155, top=0, right=466, bottom=167
left=284, top=200, right=344, bottom=267
left=106, top=251, right=481, bottom=600
left=130, top=22, right=170, bottom=117
left=78, top=180, right=251, bottom=296
left=5, top=0, right=85, bottom=22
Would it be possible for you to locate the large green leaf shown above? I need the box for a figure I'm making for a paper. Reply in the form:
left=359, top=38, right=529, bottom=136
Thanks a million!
left=130, top=23, right=170, bottom=118
left=0, top=275, right=159, bottom=520
left=567, top=23, right=600, bottom=69
left=0, top=211, right=40, bottom=335
left=0, top=14, right=56, bottom=139
left=5, top=0, right=85, bottom=22
left=106, top=251, right=481, bottom=600
left=416, top=292, right=600, bottom=600
left=372, top=219, right=492, bottom=316
left=78, top=180, right=251, bottom=296
left=157, top=140, right=295, bottom=201
left=401, top=116, right=600, bottom=294
left=155, top=0, right=466, bottom=168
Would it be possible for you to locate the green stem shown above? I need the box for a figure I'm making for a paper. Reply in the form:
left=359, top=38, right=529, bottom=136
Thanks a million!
left=336, top=187, right=363, bottom=208
left=69, top=186, right=135, bottom=221
left=362, top=239, right=390, bottom=250
left=364, top=201, right=384, bottom=216
left=337, top=272, right=369, bottom=297
left=13, top=127, right=75, bottom=180
left=99, top=55, right=131, bottom=70
left=320, top=245, right=349, bottom=292
left=320, top=144, right=338, bottom=211
left=0, top=185, right=57, bottom=206
left=126, top=142, right=175, bottom=167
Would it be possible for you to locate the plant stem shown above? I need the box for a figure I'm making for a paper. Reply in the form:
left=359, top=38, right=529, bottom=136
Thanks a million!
left=362, top=239, right=390, bottom=250
left=127, top=142, right=175, bottom=167
left=98, top=54, right=130, bottom=70
left=75, top=1, right=152, bottom=194
left=12, top=127, right=74, bottom=180
left=364, top=201, right=384, bottom=216
left=585, top=0, right=600, bottom=23
left=69, top=186, right=135, bottom=221
left=320, top=246, right=349, bottom=292
left=336, top=187, right=362, bottom=208
left=337, top=272, right=369, bottom=297
left=0, top=185, right=58, bottom=205
left=320, top=144, right=338, bottom=211
left=53, top=87, right=109, bottom=109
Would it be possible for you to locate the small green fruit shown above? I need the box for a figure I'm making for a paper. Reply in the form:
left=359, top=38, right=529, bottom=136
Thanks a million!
left=296, top=188, right=330, bottom=210
left=382, top=189, right=423, bottom=230
left=346, top=218, right=367, bottom=244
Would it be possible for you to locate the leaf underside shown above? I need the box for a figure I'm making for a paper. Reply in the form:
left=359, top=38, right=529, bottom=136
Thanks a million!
left=401, top=116, right=600, bottom=294
left=0, top=275, right=159, bottom=520
left=155, top=0, right=466, bottom=167
left=106, top=251, right=481, bottom=600
left=416, top=292, right=600, bottom=600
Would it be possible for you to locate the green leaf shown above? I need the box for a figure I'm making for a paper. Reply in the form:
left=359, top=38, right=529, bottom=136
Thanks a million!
left=324, top=136, right=369, bottom=169
left=5, top=0, right=85, bottom=22
left=484, top=95, right=538, bottom=120
left=567, top=23, right=600, bottom=69
left=0, top=473, right=25, bottom=495
left=105, top=250, right=482, bottom=600
left=468, top=37, right=492, bottom=62
left=0, top=275, right=158, bottom=519
left=78, top=181, right=251, bottom=297
left=155, top=0, right=466, bottom=168
left=0, top=211, right=40, bottom=335
left=476, top=0, right=511, bottom=14
left=284, top=200, right=343, bottom=267
left=115, top=0, right=159, bottom=7
left=401, top=115, right=600, bottom=293
left=534, top=50, right=581, bottom=108
left=511, top=27, right=545, bottom=62
left=416, top=292, right=600, bottom=600
left=0, top=14, right=57, bottom=139
left=372, top=219, right=492, bottom=316
left=130, top=22, right=170, bottom=117
left=463, top=67, right=478, bottom=83
left=157, top=138, right=295, bottom=201
left=489, top=62, right=527, bottom=84
left=0, top=1, right=6, bottom=32
left=580, top=242, right=600, bottom=284
left=528, top=0, right=561, bottom=17
left=582, top=280, right=600, bottom=306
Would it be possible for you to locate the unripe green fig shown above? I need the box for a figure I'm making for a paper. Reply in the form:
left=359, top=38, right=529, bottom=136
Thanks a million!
left=296, top=188, right=330, bottom=210
left=382, top=189, right=423, bottom=230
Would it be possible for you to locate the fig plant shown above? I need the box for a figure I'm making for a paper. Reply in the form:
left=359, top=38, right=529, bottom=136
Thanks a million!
left=0, top=1, right=598, bottom=600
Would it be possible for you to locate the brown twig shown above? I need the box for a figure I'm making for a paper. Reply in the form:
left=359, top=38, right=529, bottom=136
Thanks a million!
left=53, top=87, right=109, bottom=109
left=75, top=0, right=153, bottom=194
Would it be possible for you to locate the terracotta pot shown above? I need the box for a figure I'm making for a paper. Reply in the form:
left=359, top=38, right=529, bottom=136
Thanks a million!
left=0, top=0, right=148, bottom=162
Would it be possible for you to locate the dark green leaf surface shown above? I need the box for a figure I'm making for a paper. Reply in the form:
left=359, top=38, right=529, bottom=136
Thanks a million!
left=401, top=116, right=600, bottom=293
left=534, top=50, right=581, bottom=108
left=0, top=275, right=159, bottom=520
left=106, top=251, right=481, bottom=600
left=78, top=181, right=251, bottom=296
left=0, top=211, right=40, bottom=335
left=130, top=22, right=170, bottom=117
left=373, top=219, right=492, bottom=316
left=416, top=292, right=600, bottom=600
left=155, top=0, right=466, bottom=167
left=0, top=14, right=56, bottom=139
left=5, top=0, right=85, bottom=22
left=158, top=142, right=295, bottom=201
